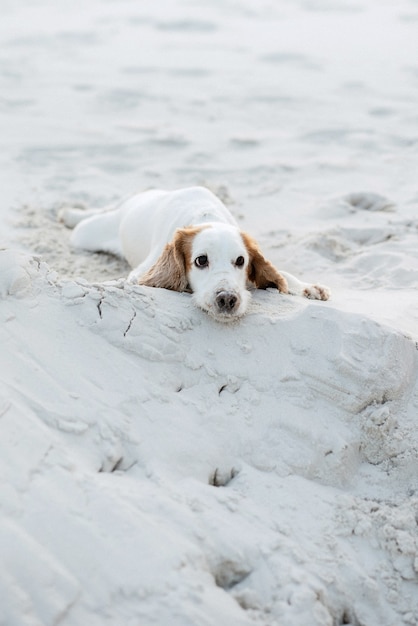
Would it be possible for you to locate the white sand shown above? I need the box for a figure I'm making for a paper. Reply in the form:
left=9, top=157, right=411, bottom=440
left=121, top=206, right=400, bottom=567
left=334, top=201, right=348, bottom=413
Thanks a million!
left=1, top=1, right=418, bottom=625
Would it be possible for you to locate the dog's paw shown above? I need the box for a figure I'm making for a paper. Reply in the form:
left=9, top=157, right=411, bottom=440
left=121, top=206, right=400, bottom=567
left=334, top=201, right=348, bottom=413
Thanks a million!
left=127, top=270, right=141, bottom=285
left=303, top=284, right=331, bottom=301
left=58, top=207, right=85, bottom=229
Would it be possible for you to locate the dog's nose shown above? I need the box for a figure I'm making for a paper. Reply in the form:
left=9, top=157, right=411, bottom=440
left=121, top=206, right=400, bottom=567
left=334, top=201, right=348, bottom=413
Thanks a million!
left=216, top=291, right=238, bottom=312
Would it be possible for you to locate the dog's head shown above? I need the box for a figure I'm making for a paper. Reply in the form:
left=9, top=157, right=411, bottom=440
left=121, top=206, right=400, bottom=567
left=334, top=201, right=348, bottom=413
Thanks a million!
left=139, top=223, right=288, bottom=322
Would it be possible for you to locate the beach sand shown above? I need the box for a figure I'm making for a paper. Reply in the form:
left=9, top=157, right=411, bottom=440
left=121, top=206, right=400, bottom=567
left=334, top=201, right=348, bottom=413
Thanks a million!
left=1, top=1, right=418, bottom=624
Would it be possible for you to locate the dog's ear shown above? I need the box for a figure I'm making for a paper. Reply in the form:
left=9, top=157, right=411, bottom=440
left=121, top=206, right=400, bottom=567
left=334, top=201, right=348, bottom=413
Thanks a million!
left=241, top=232, right=288, bottom=292
left=139, top=227, right=201, bottom=292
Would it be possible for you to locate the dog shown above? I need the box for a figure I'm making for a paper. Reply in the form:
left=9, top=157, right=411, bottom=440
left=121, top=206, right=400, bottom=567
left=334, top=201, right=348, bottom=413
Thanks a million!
left=60, top=186, right=330, bottom=322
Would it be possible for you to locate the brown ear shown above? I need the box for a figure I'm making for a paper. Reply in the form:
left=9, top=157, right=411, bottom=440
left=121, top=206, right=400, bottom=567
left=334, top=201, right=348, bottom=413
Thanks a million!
left=241, top=232, right=288, bottom=293
left=139, top=227, right=201, bottom=292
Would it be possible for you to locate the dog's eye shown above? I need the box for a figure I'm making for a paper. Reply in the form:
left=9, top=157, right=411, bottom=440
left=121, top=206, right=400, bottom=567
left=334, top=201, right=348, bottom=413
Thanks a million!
left=194, top=255, right=208, bottom=268
left=235, top=256, right=245, bottom=267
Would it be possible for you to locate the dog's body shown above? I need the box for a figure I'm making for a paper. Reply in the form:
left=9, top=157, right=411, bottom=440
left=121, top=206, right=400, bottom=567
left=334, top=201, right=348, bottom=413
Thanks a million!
left=61, top=186, right=330, bottom=321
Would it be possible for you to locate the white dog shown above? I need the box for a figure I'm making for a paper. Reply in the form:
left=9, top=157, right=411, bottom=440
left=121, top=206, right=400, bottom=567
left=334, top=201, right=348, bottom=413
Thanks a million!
left=60, top=186, right=330, bottom=322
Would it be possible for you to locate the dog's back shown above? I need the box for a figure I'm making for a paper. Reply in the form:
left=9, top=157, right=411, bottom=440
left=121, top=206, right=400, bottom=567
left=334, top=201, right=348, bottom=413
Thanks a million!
left=119, top=187, right=235, bottom=268
left=62, top=187, right=236, bottom=270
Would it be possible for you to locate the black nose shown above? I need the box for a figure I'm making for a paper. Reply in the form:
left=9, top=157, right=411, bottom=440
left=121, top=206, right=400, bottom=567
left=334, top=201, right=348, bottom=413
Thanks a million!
left=216, top=291, right=238, bottom=312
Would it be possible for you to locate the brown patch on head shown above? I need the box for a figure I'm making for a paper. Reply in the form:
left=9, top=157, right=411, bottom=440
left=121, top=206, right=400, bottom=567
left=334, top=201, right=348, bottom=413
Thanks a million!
left=139, top=225, right=208, bottom=292
left=174, top=225, right=209, bottom=274
left=241, top=232, right=288, bottom=293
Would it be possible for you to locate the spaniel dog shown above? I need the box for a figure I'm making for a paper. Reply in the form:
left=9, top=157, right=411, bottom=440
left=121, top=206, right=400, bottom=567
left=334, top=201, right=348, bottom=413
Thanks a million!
left=60, top=186, right=330, bottom=322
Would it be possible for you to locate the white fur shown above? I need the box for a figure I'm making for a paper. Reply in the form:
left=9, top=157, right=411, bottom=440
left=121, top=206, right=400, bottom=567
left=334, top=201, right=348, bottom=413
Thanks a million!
left=60, top=186, right=330, bottom=321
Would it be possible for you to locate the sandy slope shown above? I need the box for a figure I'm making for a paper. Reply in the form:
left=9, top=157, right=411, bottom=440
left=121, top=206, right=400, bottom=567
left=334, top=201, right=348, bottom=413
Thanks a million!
left=1, top=250, right=417, bottom=625
left=1, top=0, right=418, bottom=625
